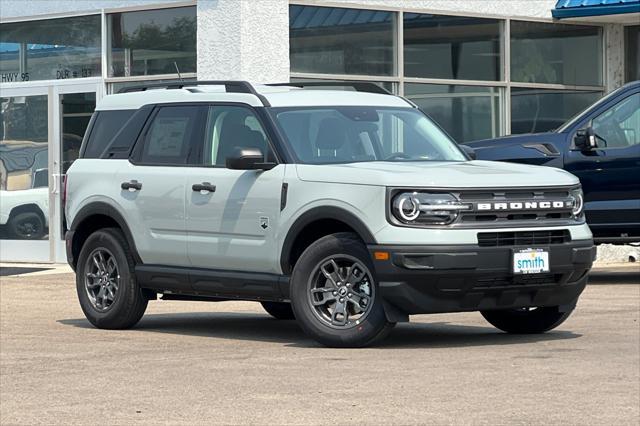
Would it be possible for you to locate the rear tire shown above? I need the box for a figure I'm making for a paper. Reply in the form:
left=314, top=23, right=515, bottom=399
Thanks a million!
left=76, top=227, right=147, bottom=329
left=290, top=232, right=394, bottom=348
left=261, top=301, right=295, bottom=320
left=481, top=306, right=574, bottom=334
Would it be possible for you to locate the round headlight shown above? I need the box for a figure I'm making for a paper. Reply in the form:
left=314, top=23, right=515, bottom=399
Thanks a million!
left=571, top=188, right=584, bottom=217
left=391, top=191, right=469, bottom=225
left=395, top=194, right=420, bottom=221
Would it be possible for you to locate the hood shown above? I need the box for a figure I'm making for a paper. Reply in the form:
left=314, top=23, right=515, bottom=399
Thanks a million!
left=295, top=160, right=579, bottom=188
left=464, top=132, right=565, bottom=149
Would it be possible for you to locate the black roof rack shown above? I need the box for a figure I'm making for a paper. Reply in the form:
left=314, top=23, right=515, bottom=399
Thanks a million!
left=267, top=81, right=391, bottom=95
left=117, top=80, right=271, bottom=106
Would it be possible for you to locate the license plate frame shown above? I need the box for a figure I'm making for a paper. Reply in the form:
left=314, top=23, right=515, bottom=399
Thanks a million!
left=512, top=248, right=550, bottom=274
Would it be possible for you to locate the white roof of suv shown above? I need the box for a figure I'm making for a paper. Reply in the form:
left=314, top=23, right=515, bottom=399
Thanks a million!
left=96, top=82, right=413, bottom=111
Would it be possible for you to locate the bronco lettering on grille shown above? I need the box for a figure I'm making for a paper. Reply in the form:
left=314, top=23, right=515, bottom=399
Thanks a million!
left=477, top=200, right=571, bottom=211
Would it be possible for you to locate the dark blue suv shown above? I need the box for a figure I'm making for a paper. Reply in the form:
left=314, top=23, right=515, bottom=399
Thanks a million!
left=466, top=81, right=640, bottom=244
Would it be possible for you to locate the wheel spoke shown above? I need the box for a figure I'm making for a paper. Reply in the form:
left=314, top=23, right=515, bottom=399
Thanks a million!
left=107, top=257, right=117, bottom=277
left=345, top=263, right=365, bottom=287
left=330, top=301, right=348, bottom=326
left=320, top=261, right=341, bottom=288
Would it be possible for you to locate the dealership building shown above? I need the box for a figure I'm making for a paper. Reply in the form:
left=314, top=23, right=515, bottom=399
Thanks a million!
left=0, top=0, right=639, bottom=262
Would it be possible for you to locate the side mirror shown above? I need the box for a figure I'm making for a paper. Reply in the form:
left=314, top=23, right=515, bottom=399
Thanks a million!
left=461, top=145, right=476, bottom=160
left=574, top=127, right=597, bottom=151
left=225, top=147, right=276, bottom=170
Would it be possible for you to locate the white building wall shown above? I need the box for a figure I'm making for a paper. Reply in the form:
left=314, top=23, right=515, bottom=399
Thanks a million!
left=0, top=0, right=188, bottom=19
left=197, top=0, right=289, bottom=83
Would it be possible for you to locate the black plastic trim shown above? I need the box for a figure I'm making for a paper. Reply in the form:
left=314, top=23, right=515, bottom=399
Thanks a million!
left=135, top=265, right=289, bottom=301
left=368, top=240, right=595, bottom=315
left=68, top=202, right=143, bottom=266
left=280, top=206, right=377, bottom=273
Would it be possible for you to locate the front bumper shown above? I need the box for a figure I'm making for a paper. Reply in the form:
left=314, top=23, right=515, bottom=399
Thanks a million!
left=368, top=240, right=595, bottom=320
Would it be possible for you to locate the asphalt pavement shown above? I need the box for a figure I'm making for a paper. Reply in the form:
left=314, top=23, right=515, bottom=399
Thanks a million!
left=0, top=265, right=638, bottom=425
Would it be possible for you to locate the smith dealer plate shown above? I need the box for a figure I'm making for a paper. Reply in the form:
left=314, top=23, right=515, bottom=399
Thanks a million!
left=513, top=248, right=550, bottom=274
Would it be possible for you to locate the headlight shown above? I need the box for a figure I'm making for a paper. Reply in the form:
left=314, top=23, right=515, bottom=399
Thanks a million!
left=570, top=187, right=584, bottom=217
left=391, top=191, right=470, bottom=226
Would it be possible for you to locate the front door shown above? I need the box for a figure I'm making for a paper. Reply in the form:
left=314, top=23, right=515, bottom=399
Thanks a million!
left=185, top=105, right=284, bottom=274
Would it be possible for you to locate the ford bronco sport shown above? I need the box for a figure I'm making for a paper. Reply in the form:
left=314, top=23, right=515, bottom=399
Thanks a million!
left=65, top=81, right=595, bottom=347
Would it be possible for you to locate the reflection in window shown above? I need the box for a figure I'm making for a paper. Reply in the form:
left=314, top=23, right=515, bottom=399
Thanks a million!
left=404, top=13, right=502, bottom=81
left=405, top=84, right=501, bottom=143
left=511, top=21, right=602, bottom=86
left=108, top=6, right=197, bottom=77
left=592, top=94, right=640, bottom=149
left=625, top=26, right=640, bottom=83
left=289, top=5, right=395, bottom=76
left=511, top=88, right=601, bottom=134
left=0, top=95, right=49, bottom=240
left=0, top=16, right=101, bottom=82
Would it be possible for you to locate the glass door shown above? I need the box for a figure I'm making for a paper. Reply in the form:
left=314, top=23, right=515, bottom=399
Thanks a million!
left=0, top=80, right=101, bottom=263
left=52, top=82, right=102, bottom=263
left=0, top=84, right=52, bottom=262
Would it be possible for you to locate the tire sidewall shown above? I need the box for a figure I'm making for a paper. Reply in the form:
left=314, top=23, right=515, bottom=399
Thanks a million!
left=76, top=230, right=138, bottom=328
left=290, top=233, right=390, bottom=347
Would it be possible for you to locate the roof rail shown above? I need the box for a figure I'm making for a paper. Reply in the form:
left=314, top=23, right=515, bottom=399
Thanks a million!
left=117, top=80, right=271, bottom=106
left=267, top=81, right=391, bottom=95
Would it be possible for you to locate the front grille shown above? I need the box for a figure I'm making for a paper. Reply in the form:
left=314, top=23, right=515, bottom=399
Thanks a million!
left=473, top=273, right=562, bottom=290
left=456, top=187, right=577, bottom=227
left=477, top=230, right=571, bottom=247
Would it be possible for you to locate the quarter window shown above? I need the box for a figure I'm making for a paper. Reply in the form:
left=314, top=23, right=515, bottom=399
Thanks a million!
left=139, top=106, right=202, bottom=165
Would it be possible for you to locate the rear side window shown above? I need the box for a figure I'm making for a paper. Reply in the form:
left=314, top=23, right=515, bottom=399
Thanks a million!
left=138, top=106, right=203, bottom=165
left=83, top=110, right=134, bottom=158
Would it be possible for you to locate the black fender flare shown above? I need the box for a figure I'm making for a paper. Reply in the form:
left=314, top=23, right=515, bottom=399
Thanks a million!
left=69, top=201, right=142, bottom=264
left=280, top=206, right=377, bottom=273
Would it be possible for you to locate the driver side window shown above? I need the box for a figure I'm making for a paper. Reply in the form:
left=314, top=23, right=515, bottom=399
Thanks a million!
left=592, top=93, right=640, bottom=149
left=203, top=106, right=273, bottom=167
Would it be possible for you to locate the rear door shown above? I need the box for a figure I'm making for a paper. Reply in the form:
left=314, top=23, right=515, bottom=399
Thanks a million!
left=184, top=104, right=284, bottom=274
left=116, top=104, right=206, bottom=266
left=564, top=91, right=640, bottom=234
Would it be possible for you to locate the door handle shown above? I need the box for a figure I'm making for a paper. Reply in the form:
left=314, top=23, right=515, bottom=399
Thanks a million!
left=192, top=182, right=216, bottom=193
left=121, top=180, right=142, bottom=191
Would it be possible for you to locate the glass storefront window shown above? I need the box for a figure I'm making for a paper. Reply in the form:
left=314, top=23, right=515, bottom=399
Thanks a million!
left=61, top=93, right=96, bottom=173
left=404, top=14, right=502, bottom=81
left=0, top=95, right=49, bottom=240
left=625, top=26, right=639, bottom=83
left=511, top=88, right=601, bottom=134
left=108, top=6, right=197, bottom=77
left=289, top=5, right=395, bottom=76
left=405, top=83, right=501, bottom=143
left=0, top=16, right=101, bottom=82
left=511, top=21, right=602, bottom=86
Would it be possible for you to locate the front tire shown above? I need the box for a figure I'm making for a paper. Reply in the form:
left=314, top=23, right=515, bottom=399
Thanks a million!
left=261, top=301, right=295, bottom=320
left=290, top=233, right=394, bottom=348
left=76, top=228, right=148, bottom=329
left=481, top=306, right=574, bottom=334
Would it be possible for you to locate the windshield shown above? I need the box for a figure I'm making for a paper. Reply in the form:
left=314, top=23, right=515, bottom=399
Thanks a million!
left=270, top=106, right=467, bottom=164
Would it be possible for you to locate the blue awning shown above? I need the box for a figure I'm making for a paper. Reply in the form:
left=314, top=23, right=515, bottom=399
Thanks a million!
left=552, top=0, right=640, bottom=19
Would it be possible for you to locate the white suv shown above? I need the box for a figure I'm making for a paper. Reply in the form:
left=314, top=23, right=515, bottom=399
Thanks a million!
left=65, top=81, right=595, bottom=347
